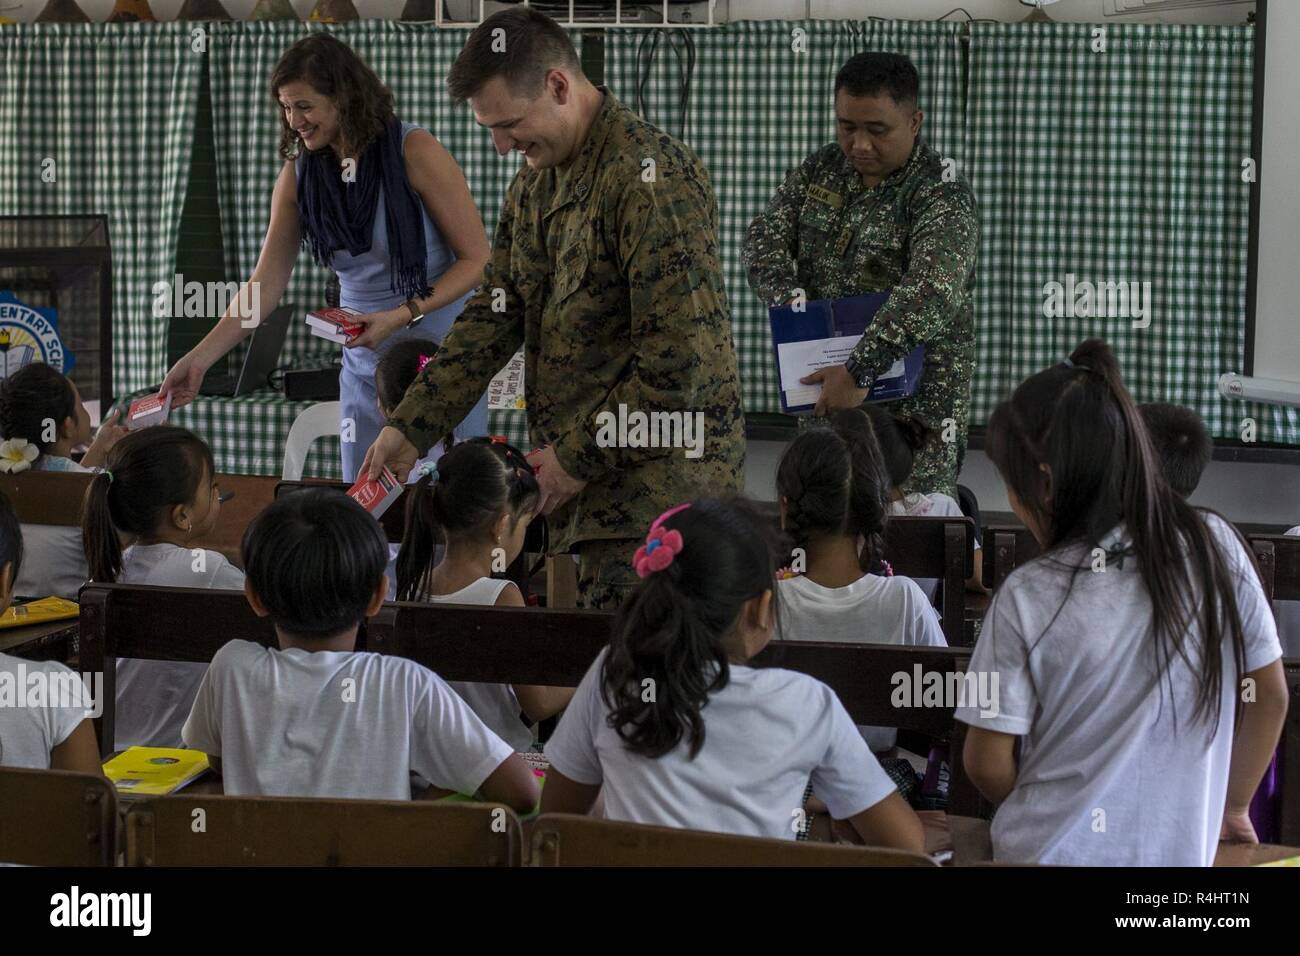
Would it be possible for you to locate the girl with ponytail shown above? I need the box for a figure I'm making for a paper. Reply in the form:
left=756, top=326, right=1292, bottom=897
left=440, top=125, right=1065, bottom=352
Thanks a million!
left=541, top=496, right=925, bottom=849
left=393, top=436, right=569, bottom=751
left=81, top=426, right=242, bottom=750
left=956, top=339, right=1287, bottom=866
left=774, top=408, right=945, bottom=756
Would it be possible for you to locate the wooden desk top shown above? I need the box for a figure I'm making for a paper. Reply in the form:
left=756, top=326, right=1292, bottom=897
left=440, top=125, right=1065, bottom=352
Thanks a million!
left=0, top=618, right=78, bottom=659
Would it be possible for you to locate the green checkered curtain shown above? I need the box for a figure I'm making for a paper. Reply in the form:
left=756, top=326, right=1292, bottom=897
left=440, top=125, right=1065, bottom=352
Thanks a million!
left=0, top=23, right=203, bottom=398
left=205, top=21, right=588, bottom=465
left=968, top=22, right=1295, bottom=444
left=603, top=19, right=969, bottom=415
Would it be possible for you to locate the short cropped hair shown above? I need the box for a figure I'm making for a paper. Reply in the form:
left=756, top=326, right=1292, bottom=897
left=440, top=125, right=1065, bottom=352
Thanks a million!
left=834, top=52, right=920, bottom=110
left=241, top=489, right=387, bottom=639
left=447, top=7, right=581, bottom=102
left=1139, top=402, right=1212, bottom=498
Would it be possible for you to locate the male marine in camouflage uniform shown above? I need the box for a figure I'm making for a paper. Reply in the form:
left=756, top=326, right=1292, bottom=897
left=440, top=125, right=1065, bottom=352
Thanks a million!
left=361, top=8, right=744, bottom=610
left=744, top=52, right=978, bottom=498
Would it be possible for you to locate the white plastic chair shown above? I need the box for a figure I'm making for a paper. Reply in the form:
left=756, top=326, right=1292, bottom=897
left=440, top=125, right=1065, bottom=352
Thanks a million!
left=282, top=401, right=341, bottom=481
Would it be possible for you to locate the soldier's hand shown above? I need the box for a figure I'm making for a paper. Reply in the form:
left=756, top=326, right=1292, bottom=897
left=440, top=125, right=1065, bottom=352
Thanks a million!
left=803, top=365, right=870, bottom=416
left=361, top=426, right=420, bottom=483
left=526, top=444, right=587, bottom=516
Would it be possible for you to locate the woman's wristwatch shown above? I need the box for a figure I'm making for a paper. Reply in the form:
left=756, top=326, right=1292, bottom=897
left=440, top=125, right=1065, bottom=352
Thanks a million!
left=403, top=298, right=425, bottom=328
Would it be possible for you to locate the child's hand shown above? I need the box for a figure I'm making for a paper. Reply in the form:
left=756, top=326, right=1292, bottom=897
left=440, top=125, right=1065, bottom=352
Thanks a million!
left=81, top=409, right=128, bottom=469
left=1219, top=808, right=1259, bottom=845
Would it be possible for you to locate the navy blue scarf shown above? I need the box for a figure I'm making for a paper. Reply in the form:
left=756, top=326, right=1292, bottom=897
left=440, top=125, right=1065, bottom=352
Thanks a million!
left=297, top=117, right=431, bottom=302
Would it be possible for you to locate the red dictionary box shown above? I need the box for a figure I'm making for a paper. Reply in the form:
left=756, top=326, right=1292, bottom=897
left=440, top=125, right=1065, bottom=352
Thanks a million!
left=126, top=393, right=171, bottom=431
left=306, top=307, right=364, bottom=345
left=347, top=467, right=403, bottom=520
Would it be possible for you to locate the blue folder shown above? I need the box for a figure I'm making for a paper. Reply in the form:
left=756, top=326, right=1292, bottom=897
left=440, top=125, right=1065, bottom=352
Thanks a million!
left=769, top=291, right=925, bottom=414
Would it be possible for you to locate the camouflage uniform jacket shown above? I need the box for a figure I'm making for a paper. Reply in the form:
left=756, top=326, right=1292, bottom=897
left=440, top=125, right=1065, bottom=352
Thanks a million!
left=743, top=139, right=979, bottom=496
left=390, top=89, right=745, bottom=552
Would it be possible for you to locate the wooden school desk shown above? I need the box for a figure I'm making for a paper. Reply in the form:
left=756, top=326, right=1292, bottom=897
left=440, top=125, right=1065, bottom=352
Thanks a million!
left=0, top=616, right=78, bottom=662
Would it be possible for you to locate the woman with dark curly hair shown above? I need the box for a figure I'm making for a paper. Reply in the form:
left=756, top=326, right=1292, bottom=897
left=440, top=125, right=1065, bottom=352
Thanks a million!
left=162, top=33, right=491, bottom=480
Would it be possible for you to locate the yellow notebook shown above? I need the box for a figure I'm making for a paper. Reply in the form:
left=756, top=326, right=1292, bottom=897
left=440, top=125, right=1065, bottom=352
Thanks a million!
left=103, top=747, right=210, bottom=796
left=0, top=597, right=79, bottom=630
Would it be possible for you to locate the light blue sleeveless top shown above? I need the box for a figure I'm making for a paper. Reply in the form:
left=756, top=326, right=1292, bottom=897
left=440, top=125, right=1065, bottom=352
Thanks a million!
left=295, top=121, right=456, bottom=314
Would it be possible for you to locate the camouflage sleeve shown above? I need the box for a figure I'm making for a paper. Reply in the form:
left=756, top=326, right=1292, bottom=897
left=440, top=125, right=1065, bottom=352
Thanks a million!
left=742, top=156, right=814, bottom=307
left=388, top=177, right=526, bottom=456
left=550, top=167, right=727, bottom=482
left=846, top=181, right=979, bottom=376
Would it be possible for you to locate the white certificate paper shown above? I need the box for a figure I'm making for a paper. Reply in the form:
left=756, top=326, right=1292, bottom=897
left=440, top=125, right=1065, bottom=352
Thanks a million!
left=777, top=336, right=905, bottom=406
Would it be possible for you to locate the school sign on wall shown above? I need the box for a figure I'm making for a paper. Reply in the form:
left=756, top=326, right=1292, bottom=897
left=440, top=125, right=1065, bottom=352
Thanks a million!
left=0, top=292, right=73, bottom=381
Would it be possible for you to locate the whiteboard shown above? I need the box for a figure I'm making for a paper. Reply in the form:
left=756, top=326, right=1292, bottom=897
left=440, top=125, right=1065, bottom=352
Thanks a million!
left=1251, top=0, right=1300, bottom=386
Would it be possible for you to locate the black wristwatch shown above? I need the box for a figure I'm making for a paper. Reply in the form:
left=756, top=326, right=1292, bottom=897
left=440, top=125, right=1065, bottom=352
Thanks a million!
left=845, top=356, right=873, bottom=390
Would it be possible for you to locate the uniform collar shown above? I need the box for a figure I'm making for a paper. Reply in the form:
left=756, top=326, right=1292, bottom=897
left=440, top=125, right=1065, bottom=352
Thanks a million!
left=547, top=86, right=619, bottom=216
left=840, top=137, right=928, bottom=194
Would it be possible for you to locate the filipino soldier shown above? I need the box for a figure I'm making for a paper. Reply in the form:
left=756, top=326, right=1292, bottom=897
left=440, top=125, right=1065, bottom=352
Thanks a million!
left=744, top=51, right=979, bottom=498
left=361, top=7, right=745, bottom=610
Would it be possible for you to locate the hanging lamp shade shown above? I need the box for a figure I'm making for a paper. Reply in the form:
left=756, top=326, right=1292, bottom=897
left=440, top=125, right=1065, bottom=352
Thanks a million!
left=106, top=0, right=157, bottom=21
left=35, top=0, right=92, bottom=22
left=248, top=0, right=298, bottom=21
left=177, top=0, right=233, bottom=20
left=399, top=0, right=437, bottom=21
left=308, top=0, right=359, bottom=22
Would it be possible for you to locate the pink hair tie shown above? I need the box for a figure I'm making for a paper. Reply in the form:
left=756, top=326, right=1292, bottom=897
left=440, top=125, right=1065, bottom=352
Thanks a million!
left=417, top=353, right=435, bottom=372
left=632, top=502, right=692, bottom=578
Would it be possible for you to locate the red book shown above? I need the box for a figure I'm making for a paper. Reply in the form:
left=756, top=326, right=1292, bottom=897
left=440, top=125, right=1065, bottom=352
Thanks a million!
left=347, top=467, right=403, bottom=520
left=126, top=393, right=171, bottom=431
left=306, top=307, right=364, bottom=345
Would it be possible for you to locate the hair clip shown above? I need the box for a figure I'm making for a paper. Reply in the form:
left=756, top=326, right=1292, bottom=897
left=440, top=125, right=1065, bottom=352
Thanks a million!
left=418, top=462, right=439, bottom=482
left=417, top=354, right=435, bottom=373
left=1062, top=357, right=1093, bottom=372
left=632, top=502, right=692, bottom=578
left=489, top=435, right=508, bottom=445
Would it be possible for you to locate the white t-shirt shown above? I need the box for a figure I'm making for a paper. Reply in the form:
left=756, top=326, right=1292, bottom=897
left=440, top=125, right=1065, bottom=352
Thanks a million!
left=955, top=515, right=1283, bottom=866
left=13, top=456, right=93, bottom=601
left=112, top=544, right=245, bottom=751
left=777, top=572, right=946, bottom=751
left=0, top=653, right=87, bottom=768
left=426, top=577, right=534, bottom=752
left=182, top=639, right=514, bottom=800
left=888, top=491, right=977, bottom=604
left=1273, top=525, right=1300, bottom=659
left=545, top=648, right=897, bottom=840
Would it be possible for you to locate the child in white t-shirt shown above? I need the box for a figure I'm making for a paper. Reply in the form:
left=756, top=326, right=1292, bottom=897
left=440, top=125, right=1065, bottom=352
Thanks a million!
left=775, top=408, right=945, bottom=754
left=375, top=338, right=455, bottom=599
left=0, top=362, right=126, bottom=599
left=0, top=491, right=101, bottom=774
left=865, top=405, right=984, bottom=597
left=182, top=488, right=538, bottom=808
left=542, top=496, right=925, bottom=849
left=394, top=438, right=571, bottom=751
left=80, top=426, right=241, bottom=751
left=956, top=341, right=1287, bottom=866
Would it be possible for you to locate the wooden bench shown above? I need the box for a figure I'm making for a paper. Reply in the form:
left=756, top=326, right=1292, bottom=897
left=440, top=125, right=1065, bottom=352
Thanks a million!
left=78, top=583, right=987, bottom=816
left=1, top=469, right=284, bottom=567
left=0, top=766, right=117, bottom=866
left=122, top=796, right=521, bottom=866
left=883, top=516, right=976, bottom=646
left=981, top=525, right=1041, bottom=590
left=528, top=813, right=937, bottom=867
